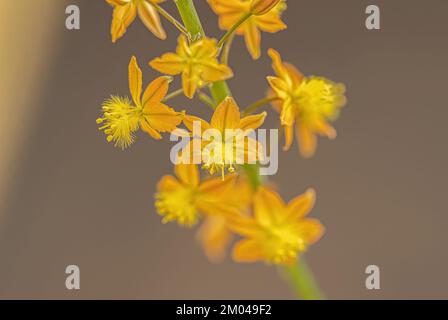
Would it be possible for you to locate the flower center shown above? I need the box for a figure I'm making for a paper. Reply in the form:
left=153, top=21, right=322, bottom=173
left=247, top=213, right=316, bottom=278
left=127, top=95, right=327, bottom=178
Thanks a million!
left=155, top=187, right=199, bottom=226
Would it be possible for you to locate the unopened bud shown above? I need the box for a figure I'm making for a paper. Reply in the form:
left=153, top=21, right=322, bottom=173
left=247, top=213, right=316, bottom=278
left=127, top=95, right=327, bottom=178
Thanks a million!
left=250, top=0, right=282, bottom=15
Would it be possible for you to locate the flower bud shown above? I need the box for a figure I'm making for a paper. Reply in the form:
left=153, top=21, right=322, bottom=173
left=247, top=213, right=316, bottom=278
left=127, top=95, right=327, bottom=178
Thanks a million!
left=250, top=0, right=282, bottom=16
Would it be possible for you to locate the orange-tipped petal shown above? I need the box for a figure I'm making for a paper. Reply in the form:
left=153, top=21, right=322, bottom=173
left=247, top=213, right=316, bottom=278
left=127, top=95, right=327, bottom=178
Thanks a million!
left=286, top=188, right=316, bottom=221
left=110, top=2, right=137, bottom=43
left=137, top=1, right=166, bottom=40
left=211, top=97, right=241, bottom=131
left=142, top=76, right=172, bottom=106
left=283, top=124, right=293, bottom=151
left=297, top=123, right=317, bottom=158
left=239, top=112, right=267, bottom=131
left=128, top=56, right=142, bottom=106
left=244, top=21, right=261, bottom=60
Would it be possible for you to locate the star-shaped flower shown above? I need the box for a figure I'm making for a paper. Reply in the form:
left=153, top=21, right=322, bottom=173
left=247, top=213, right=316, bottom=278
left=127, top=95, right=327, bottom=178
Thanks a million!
left=228, top=187, right=324, bottom=265
left=208, top=0, right=287, bottom=59
left=149, top=35, right=233, bottom=98
left=267, top=49, right=347, bottom=157
left=97, top=56, right=183, bottom=148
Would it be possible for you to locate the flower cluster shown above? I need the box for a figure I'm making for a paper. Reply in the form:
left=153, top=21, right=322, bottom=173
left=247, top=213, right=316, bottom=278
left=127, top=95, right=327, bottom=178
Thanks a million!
left=98, top=0, right=347, bottom=266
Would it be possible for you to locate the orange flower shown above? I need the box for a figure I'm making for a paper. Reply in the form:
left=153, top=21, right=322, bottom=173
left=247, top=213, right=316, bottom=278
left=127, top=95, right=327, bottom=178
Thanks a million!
left=149, top=35, right=233, bottom=98
left=106, top=0, right=166, bottom=43
left=208, top=0, right=287, bottom=59
left=97, top=56, right=183, bottom=148
left=155, top=164, right=238, bottom=227
left=182, top=97, right=267, bottom=178
left=228, top=187, right=324, bottom=265
left=267, top=49, right=347, bottom=157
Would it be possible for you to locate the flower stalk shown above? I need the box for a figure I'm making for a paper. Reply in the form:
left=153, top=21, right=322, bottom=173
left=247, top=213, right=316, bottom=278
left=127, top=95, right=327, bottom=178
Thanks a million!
left=174, top=0, right=325, bottom=300
left=153, top=3, right=190, bottom=38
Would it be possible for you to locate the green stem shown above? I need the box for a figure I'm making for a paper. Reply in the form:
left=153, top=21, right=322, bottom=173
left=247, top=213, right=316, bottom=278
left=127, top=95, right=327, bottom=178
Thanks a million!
left=153, top=3, right=189, bottom=38
left=280, top=257, right=325, bottom=300
left=162, top=88, right=184, bottom=102
left=198, top=91, right=216, bottom=109
left=174, top=0, right=205, bottom=41
left=217, top=12, right=252, bottom=48
left=174, top=0, right=230, bottom=105
left=243, top=96, right=279, bottom=116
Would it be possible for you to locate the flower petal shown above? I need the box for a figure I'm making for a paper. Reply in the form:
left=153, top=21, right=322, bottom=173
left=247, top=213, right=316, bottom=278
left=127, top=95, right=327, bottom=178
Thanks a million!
left=211, top=97, right=241, bottom=131
left=197, top=216, right=233, bottom=263
left=232, top=239, right=264, bottom=263
left=110, top=2, right=137, bottom=43
left=182, top=65, right=198, bottom=99
left=244, top=20, right=261, bottom=60
left=239, top=112, right=267, bottom=131
left=253, top=187, right=285, bottom=226
left=183, top=115, right=211, bottom=135
left=137, top=1, right=166, bottom=40
left=296, top=218, right=325, bottom=245
left=256, top=11, right=287, bottom=32
left=198, top=174, right=235, bottom=199
left=142, top=76, right=172, bottom=106
left=143, top=102, right=182, bottom=133
left=149, top=53, right=185, bottom=75
left=175, top=163, right=199, bottom=187
left=297, top=123, right=317, bottom=158
left=128, top=56, right=142, bottom=106
left=283, top=124, right=293, bottom=151
left=286, top=188, right=316, bottom=221
left=140, top=119, right=162, bottom=140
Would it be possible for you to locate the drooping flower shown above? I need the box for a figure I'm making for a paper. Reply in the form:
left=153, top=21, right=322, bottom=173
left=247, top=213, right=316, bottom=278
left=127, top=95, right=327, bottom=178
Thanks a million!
left=106, top=0, right=167, bottom=43
left=181, top=97, right=267, bottom=178
left=208, top=0, right=287, bottom=60
left=155, top=164, right=238, bottom=227
left=267, top=49, right=347, bottom=158
left=228, top=187, right=324, bottom=265
left=97, top=56, right=183, bottom=148
left=149, top=35, right=233, bottom=98
left=197, top=175, right=253, bottom=262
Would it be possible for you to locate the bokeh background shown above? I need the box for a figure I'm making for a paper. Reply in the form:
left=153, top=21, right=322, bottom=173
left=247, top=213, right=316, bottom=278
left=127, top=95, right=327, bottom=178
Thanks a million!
left=1, top=0, right=447, bottom=299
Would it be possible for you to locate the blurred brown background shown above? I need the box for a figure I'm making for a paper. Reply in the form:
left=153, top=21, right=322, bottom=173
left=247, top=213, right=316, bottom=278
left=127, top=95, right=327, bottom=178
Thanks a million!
left=0, top=0, right=447, bottom=299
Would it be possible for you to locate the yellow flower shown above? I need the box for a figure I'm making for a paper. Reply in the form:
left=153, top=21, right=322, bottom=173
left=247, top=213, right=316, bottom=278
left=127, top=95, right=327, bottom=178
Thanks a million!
left=97, top=56, right=183, bottom=148
left=197, top=175, right=253, bottom=262
left=208, top=0, right=287, bottom=60
left=106, top=0, right=167, bottom=43
left=228, top=187, right=324, bottom=265
left=149, top=35, right=233, bottom=99
left=155, top=164, right=238, bottom=227
left=182, top=97, right=267, bottom=178
left=267, top=49, right=347, bottom=158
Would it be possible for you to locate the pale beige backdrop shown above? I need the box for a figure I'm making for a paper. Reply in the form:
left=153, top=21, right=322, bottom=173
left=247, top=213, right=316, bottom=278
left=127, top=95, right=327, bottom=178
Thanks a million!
left=0, top=0, right=447, bottom=299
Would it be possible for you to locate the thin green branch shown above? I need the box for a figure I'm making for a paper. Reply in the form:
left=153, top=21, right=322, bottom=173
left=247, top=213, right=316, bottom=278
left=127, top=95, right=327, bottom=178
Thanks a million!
left=198, top=91, right=216, bottom=109
left=153, top=3, right=189, bottom=38
left=162, top=88, right=184, bottom=102
left=221, top=32, right=235, bottom=65
left=243, top=96, right=279, bottom=116
left=218, top=12, right=252, bottom=48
